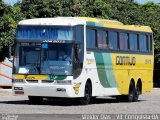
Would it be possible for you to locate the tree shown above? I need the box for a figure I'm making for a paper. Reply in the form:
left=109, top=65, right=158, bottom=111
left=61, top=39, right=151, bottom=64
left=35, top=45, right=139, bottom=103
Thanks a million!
left=0, top=1, right=24, bottom=61
left=20, top=0, right=110, bottom=18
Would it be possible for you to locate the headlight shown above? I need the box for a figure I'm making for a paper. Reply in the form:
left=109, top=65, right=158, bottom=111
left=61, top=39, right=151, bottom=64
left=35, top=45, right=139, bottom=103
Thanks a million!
left=12, top=79, right=25, bottom=83
left=54, top=80, right=72, bottom=85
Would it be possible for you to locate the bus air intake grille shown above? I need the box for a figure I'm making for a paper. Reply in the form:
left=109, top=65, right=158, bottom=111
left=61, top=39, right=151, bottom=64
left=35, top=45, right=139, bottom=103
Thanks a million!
left=26, top=80, right=38, bottom=83
left=42, top=80, right=54, bottom=83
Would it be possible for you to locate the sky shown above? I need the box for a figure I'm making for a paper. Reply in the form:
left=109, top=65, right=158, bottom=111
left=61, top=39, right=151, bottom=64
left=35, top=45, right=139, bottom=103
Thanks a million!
left=3, top=0, right=160, bottom=5
left=135, top=0, right=160, bottom=4
left=4, top=0, right=19, bottom=5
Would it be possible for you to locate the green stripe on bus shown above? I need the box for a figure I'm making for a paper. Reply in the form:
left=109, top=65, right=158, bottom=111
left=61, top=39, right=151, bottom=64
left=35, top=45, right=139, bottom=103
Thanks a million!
left=94, top=52, right=110, bottom=88
left=86, top=22, right=103, bottom=27
left=94, top=52, right=117, bottom=88
left=102, top=53, right=117, bottom=87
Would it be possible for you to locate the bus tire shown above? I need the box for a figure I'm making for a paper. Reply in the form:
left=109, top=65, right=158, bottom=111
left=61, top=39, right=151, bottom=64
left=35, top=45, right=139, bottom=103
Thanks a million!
left=28, top=96, right=43, bottom=104
left=133, top=82, right=141, bottom=102
left=126, top=81, right=135, bottom=102
left=80, top=82, right=92, bottom=105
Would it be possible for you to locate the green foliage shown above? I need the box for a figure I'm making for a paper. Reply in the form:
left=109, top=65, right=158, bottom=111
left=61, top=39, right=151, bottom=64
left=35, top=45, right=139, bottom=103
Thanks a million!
left=106, top=0, right=141, bottom=24
left=0, top=1, right=24, bottom=60
left=0, top=2, right=15, bottom=49
left=20, top=0, right=110, bottom=18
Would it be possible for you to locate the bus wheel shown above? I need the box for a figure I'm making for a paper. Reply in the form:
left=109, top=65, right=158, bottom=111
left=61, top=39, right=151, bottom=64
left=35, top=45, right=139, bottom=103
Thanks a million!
left=80, top=82, right=92, bottom=105
left=28, top=96, right=43, bottom=104
left=124, top=81, right=135, bottom=102
left=133, top=83, right=140, bottom=102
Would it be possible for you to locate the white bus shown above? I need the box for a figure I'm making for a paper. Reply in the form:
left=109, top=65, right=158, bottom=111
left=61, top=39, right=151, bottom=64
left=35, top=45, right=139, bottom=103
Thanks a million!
left=13, top=17, right=153, bottom=105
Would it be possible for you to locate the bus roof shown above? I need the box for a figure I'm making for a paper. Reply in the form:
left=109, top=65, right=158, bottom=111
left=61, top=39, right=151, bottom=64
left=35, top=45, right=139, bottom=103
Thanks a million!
left=77, top=17, right=152, bottom=33
left=18, top=17, right=86, bottom=26
left=18, top=17, right=152, bottom=33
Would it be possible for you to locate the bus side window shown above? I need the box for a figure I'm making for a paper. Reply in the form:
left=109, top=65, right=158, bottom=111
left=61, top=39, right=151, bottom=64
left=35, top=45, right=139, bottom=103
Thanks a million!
left=119, top=32, right=129, bottom=50
left=75, top=26, right=84, bottom=44
left=129, top=33, right=138, bottom=51
left=86, top=28, right=96, bottom=49
left=75, top=26, right=84, bottom=63
left=108, top=31, right=118, bottom=50
left=148, top=35, right=152, bottom=52
left=139, top=34, right=147, bottom=52
left=97, top=30, right=108, bottom=49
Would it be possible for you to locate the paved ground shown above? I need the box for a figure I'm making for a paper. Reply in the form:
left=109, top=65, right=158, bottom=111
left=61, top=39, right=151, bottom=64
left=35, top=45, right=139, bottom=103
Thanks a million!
left=0, top=88, right=160, bottom=120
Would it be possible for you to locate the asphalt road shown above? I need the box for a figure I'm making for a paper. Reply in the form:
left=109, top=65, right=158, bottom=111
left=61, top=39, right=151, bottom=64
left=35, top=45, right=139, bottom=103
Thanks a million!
left=0, top=88, right=160, bottom=120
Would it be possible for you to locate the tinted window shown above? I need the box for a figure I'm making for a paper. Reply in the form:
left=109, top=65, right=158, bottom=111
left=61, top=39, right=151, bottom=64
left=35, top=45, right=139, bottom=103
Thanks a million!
left=150, top=35, right=152, bottom=51
left=148, top=35, right=152, bottom=52
left=129, top=33, right=138, bottom=51
left=97, top=30, right=108, bottom=49
left=41, top=43, right=73, bottom=75
left=16, top=26, right=73, bottom=41
left=86, top=29, right=96, bottom=49
left=109, top=31, right=118, bottom=50
left=139, top=34, right=147, bottom=52
left=75, top=26, right=84, bottom=65
left=75, top=26, right=84, bottom=44
left=119, top=32, right=128, bottom=50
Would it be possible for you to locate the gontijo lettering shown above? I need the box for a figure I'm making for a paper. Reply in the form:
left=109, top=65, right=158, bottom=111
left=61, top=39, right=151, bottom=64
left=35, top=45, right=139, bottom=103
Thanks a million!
left=116, top=56, right=136, bottom=65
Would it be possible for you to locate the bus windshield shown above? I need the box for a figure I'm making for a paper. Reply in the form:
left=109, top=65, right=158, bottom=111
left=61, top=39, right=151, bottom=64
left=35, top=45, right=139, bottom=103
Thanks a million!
left=15, top=45, right=41, bottom=74
left=14, top=43, right=73, bottom=75
left=41, top=43, right=73, bottom=75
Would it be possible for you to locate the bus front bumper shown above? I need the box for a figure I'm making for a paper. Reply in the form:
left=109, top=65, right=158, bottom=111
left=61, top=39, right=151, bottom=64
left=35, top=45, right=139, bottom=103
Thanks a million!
left=12, top=84, right=78, bottom=98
